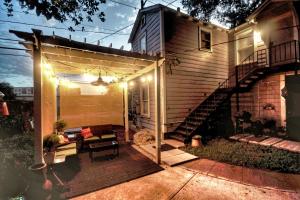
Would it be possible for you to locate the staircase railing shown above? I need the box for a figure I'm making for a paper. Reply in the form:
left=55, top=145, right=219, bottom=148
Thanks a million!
left=178, top=40, right=300, bottom=138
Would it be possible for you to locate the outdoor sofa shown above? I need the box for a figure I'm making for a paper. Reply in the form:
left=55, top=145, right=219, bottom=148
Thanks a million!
left=76, top=124, right=117, bottom=150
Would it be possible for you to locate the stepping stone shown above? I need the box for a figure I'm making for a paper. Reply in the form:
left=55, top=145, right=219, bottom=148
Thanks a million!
left=272, top=140, right=300, bottom=153
left=230, top=134, right=251, bottom=141
left=163, top=152, right=197, bottom=166
left=162, top=149, right=185, bottom=158
left=247, top=135, right=270, bottom=144
left=164, top=139, right=185, bottom=148
left=259, top=137, right=283, bottom=146
left=239, top=134, right=255, bottom=142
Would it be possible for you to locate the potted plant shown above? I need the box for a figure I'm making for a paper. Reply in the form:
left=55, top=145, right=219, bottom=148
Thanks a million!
left=191, top=135, right=202, bottom=147
left=54, top=119, right=67, bottom=134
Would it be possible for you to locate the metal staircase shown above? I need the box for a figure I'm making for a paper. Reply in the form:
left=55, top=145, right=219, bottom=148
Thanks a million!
left=168, top=40, right=300, bottom=142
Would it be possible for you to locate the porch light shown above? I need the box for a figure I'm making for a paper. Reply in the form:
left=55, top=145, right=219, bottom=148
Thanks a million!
left=254, top=31, right=262, bottom=43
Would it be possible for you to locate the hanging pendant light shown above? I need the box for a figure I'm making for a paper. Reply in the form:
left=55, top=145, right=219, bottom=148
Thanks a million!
left=91, top=68, right=109, bottom=86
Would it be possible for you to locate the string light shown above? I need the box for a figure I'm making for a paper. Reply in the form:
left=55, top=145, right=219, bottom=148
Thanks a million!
left=119, top=82, right=128, bottom=89
left=129, top=81, right=135, bottom=87
left=147, top=75, right=152, bottom=81
left=140, top=77, right=146, bottom=82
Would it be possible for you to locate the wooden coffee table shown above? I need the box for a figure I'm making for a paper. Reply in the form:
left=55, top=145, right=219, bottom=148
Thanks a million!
left=89, top=141, right=119, bottom=162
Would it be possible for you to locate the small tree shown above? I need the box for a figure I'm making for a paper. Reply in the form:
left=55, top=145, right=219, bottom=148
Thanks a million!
left=3, top=0, right=106, bottom=30
left=181, top=0, right=264, bottom=28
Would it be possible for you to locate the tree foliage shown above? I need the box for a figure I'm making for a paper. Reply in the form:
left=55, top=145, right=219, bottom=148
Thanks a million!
left=181, top=0, right=265, bottom=28
left=0, top=82, right=15, bottom=101
left=3, top=0, right=106, bottom=31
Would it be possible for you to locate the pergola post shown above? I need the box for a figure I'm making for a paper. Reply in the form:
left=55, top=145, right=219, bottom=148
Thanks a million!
left=155, top=59, right=161, bottom=164
left=124, top=82, right=129, bottom=142
left=32, top=29, right=45, bottom=166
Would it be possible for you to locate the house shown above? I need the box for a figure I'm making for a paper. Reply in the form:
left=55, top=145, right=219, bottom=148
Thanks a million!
left=128, top=1, right=300, bottom=141
left=13, top=87, right=34, bottom=101
left=10, top=0, right=300, bottom=167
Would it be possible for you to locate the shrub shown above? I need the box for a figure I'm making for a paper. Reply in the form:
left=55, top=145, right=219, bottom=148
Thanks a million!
left=0, top=134, right=34, bottom=198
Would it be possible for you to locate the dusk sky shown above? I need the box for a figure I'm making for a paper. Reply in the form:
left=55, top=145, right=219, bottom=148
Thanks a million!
left=0, top=0, right=223, bottom=87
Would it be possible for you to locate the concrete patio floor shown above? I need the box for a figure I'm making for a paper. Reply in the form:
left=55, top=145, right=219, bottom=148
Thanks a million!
left=72, top=159, right=300, bottom=200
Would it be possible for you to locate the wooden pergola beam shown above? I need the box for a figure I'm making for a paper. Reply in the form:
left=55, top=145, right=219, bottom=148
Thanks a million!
left=10, top=29, right=158, bottom=61
left=43, top=53, right=143, bottom=71
left=41, top=46, right=154, bottom=67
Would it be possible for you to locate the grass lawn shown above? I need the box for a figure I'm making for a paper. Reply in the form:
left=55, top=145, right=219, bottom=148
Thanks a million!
left=182, top=138, right=300, bottom=174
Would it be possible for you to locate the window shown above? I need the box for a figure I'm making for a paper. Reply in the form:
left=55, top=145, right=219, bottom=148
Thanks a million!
left=200, top=29, right=212, bottom=51
left=141, top=15, right=146, bottom=27
left=140, top=83, right=150, bottom=117
left=140, top=35, right=146, bottom=53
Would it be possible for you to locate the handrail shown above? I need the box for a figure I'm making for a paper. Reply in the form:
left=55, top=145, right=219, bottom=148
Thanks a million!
left=177, top=40, right=300, bottom=137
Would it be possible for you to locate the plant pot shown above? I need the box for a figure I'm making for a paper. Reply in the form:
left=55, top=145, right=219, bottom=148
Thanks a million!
left=191, top=136, right=202, bottom=147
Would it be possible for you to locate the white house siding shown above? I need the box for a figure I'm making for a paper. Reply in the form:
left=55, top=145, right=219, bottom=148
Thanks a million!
left=164, top=15, right=229, bottom=132
left=130, top=9, right=161, bottom=132
left=129, top=70, right=156, bottom=132
left=131, top=11, right=161, bottom=54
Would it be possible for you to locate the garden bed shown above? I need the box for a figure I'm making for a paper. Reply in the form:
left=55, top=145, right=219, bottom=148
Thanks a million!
left=182, top=138, right=300, bottom=174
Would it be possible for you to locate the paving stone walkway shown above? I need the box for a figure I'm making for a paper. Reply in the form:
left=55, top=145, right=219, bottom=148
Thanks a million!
left=230, top=134, right=300, bottom=153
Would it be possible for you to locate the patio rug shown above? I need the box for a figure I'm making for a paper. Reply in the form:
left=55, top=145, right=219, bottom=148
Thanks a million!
left=52, top=144, right=163, bottom=199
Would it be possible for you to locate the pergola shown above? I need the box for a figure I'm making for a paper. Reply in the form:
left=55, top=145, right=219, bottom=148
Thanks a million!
left=10, top=29, right=164, bottom=166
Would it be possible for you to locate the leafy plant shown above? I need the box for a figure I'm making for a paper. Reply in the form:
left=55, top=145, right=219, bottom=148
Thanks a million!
left=263, top=118, right=277, bottom=136
left=54, top=119, right=67, bottom=132
left=43, top=133, right=60, bottom=151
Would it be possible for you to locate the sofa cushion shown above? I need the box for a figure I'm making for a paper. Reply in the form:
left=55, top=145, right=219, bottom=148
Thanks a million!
left=81, top=128, right=93, bottom=139
left=101, top=134, right=116, bottom=140
left=84, top=136, right=100, bottom=142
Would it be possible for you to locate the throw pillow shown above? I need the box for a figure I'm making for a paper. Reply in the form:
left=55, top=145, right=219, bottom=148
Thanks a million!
left=81, top=128, right=93, bottom=139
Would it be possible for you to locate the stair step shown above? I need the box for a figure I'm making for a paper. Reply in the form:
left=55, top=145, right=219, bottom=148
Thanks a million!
left=187, top=121, right=203, bottom=126
left=188, top=116, right=206, bottom=121
left=178, top=125, right=195, bottom=131
left=176, top=129, right=189, bottom=136
left=169, top=133, right=185, bottom=142
left=244, top=80, right=252, bottom=83
left=250, top=75, right=259, bottom=79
